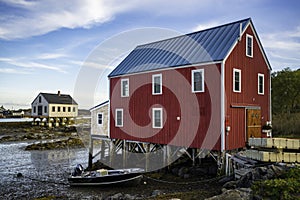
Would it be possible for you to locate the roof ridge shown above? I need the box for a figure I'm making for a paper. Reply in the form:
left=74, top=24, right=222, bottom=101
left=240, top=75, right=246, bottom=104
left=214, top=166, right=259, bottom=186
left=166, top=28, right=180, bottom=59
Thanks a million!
left=135, top=18, right=251, bottom=48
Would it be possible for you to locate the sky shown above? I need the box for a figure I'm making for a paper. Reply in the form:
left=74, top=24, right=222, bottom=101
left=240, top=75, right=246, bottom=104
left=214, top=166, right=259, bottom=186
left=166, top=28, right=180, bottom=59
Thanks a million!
left=0, top=0, right=299, bottom=110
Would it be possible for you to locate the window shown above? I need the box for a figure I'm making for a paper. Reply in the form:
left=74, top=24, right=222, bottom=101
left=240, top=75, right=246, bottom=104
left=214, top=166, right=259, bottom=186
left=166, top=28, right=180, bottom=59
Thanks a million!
left=38, top=96, right=41, bottom=103
left=258, top=73, right=264, bottom=95
left=68, top=107, right=71, bottom=112
left=152, top=74, right=162, bottom=95
left=63, top=107, right=66, bottom=112
left=52, top=106, right=55, bottom=112
left=152, top=108, right=163, bottom=128
left=98, top=113, right=103, bottom=125
left=33, top=106, right=36, bottom=113
left=44, top=106, right=47, bottom=113
left=246, top=34, right=253, bottom=57
left=192, top=69, right=204, bottom=92
left=115, top=109, right=123, bottom=127
left=73, top=107, right=76, bottom=112
left=58, top=106, right=61, bottom=112
left=233, top=68, right=241, bottom=92
left=121, top=79, right=129, bottom=97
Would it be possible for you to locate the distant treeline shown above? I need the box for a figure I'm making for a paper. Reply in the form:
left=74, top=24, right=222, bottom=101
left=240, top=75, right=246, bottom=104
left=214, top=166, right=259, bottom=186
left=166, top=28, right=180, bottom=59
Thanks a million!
left=272, top=68, right=300, bottom=137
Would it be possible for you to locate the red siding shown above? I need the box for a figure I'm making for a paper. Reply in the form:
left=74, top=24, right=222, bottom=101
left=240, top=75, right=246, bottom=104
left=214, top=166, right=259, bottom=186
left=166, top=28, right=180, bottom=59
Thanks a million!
left=110, top=64, right=222, bottom=150
left=224, top=24, right=271, bottom=150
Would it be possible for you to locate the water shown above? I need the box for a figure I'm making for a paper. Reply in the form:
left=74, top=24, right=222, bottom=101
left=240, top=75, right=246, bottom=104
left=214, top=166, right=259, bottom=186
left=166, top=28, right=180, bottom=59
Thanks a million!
left=0, top=118, right=33, bottom=123
left=0, top=141, right=107, bottom=199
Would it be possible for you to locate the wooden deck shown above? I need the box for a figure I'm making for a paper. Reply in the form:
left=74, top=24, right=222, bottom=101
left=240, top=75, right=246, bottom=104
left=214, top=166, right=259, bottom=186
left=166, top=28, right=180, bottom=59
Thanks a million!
left=243, top=138, right=300, bottom=163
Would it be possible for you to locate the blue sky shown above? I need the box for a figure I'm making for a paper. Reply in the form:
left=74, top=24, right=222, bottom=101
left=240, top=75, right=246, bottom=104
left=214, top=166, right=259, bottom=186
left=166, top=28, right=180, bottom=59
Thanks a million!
left=0, top=0, right=299, bottom=109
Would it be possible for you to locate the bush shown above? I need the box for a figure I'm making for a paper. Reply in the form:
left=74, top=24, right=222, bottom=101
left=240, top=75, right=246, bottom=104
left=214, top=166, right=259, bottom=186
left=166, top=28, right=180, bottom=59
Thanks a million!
left=252, top=167, right=300, bottom=200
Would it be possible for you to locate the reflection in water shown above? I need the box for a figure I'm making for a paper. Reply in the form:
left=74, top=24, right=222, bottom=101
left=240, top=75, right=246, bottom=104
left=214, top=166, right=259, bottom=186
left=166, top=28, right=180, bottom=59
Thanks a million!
left=0, top=142, right=116, bottom=199
left=0, top=142, right=88, bottom=182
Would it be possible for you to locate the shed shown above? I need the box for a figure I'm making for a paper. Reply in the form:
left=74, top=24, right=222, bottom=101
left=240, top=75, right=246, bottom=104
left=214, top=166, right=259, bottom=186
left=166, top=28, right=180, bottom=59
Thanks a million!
left=108, top=18, right=271, bottom=151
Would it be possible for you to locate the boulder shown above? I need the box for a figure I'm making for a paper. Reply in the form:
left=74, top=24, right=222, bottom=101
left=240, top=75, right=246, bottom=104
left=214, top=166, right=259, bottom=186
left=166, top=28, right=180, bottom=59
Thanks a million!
left=178, top=167, right=189, bottom=177
left=151, top=190, right=164, bottom=197
left=107, top=193, right=123, bottom=200
left=205, top=188, right=252, bottom=200
left=223, top=180, right=237, bottom=189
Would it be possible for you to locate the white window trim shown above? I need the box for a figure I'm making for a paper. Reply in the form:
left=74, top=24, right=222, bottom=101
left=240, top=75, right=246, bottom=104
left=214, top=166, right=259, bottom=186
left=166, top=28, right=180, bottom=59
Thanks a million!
left=246, top=34, right=253, bottom=58
left=97, top=113, right=103, bottom=126
left=152, top=74, right=162, bottom=95
left=121, top=79, right=129, bottom=97
left=258, top=73, right=264, bottom=95
left=152, top=108, right=163, bottom=129
left=233, top=68, right=241, bottom=93
left=115, top=108, right=123, bottom=127
left=191, top=69, right=204, bottom=93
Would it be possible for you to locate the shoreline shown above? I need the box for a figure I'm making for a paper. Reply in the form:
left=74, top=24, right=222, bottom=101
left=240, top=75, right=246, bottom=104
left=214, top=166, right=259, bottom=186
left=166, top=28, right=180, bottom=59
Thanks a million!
left=0, top=124, right=224, bottom=199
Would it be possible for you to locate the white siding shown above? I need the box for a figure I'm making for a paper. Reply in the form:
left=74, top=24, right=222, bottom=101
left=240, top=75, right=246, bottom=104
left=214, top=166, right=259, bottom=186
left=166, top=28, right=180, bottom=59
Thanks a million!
left=91, top=103, right=109, bottom=136
left=31, top=94, right=49, bottom=117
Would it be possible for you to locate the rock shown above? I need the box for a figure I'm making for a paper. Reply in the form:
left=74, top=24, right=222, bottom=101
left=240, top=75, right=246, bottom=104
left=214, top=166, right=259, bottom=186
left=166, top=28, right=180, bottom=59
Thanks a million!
left=151, top=190, right=164, bottom=197
left=123, top=194, right=136, bottom=200
left=183, top=173, right=190, bottom=179
left=16, top=173, right=23, bottom=178
left=178, top=167, right=189, bottom=177
left=205, top=188, right=252, bottom=200
left=171, top=167, right=179, bottom=175
left=269, top=165, right=284, bottom=176
left=108, top=193, right=123, bottom=200
left=223, top=180, right=237, bottom=189
left=190, top=166, right=208, bottom=175
left=208, top=165, right=218, bottom=175
left=236, top=172, right=252, bottom=188
left=218, top=175, right=234, bottom=184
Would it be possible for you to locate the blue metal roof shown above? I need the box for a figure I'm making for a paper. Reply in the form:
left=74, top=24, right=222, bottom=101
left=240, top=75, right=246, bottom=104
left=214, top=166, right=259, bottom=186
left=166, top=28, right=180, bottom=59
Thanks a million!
left=108, top=18, right=251, bottom=77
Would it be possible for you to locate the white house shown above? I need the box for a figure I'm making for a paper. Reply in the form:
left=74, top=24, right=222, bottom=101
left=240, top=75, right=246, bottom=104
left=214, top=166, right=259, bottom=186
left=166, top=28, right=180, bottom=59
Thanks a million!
left=90, top=100, right=109, bottom=137
left=31, top=91, right=78, bottom=127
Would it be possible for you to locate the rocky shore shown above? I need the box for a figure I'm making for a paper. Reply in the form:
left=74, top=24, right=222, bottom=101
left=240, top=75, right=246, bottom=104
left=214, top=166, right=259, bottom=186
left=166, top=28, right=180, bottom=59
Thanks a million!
left=0, top=123, right=299, bottom=199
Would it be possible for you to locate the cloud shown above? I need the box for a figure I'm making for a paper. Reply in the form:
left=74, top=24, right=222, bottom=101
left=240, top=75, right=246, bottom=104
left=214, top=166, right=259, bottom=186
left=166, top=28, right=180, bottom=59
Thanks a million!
left=261, top=26, right=300, bottom=70
left=191, top=21, right=223, bottom=32
left=0, top=57, right=67, bottom=73
left=36, top=53, right=67, bottom=60
left=0, top=0, right=136, bottom=40
left=0, top=67, right=30, bottom=74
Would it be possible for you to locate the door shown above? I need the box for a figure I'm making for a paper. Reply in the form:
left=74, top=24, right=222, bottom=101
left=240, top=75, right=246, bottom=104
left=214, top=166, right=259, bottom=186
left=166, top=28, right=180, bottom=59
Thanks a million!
left=246, top=109, right=261, bottom=140
left=38, top=106, right=43, bottom=115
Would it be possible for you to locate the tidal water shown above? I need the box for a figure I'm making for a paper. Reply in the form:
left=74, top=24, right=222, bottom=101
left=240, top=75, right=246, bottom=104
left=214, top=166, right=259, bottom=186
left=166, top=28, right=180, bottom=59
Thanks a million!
left=0, top=141, right=107, bottom=199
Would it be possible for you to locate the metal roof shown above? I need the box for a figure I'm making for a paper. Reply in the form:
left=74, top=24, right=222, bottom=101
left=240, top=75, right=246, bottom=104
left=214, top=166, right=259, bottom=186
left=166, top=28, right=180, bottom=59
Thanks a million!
left=39, top=93, right=78, bottom=105
left=108, top=18, right=251, bottom=77
left=90, top=100, right=109, bottom=111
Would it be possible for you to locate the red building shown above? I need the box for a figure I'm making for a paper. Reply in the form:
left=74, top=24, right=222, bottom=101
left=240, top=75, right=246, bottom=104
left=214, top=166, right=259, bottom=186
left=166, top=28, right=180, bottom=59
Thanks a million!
left=108, top=18, right=271, bottom=151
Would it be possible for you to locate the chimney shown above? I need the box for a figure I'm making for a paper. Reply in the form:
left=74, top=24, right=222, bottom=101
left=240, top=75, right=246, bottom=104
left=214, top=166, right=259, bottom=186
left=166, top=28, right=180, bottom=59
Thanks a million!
left=58, top=90, right=61, bottom=96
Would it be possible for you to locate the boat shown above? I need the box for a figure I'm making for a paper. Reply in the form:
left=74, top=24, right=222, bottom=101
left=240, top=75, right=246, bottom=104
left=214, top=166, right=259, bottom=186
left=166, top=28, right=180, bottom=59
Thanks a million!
left=68, top=164, right=144, bottom=186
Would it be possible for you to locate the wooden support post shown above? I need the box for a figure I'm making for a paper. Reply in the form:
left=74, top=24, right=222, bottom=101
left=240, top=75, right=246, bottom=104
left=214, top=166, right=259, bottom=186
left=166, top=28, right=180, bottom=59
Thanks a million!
left=145, top=144, right=150, bottom=172
left=192, top=148, right=195, bottom=166
left=110, top=140, right=115, bottom=167
left=88, top=137, right=93, bottom=170
left=100, top=139, right=105, bottom=160
left=123, top=140, right=127, bottom=168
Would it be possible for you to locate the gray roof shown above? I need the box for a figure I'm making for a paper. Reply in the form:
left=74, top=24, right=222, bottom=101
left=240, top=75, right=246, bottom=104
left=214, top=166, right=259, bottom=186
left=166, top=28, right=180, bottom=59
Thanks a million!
left=90, top=100, right=109, bottom=111
left=108, top=18, right=252, bottom=77
left=40, top=93, right=78, bottom=105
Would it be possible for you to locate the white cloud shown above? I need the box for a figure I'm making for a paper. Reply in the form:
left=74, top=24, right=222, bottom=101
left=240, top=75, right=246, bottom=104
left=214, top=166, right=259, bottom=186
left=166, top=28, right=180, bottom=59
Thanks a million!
left=0, top=0, right=137, bottom=40
left=0, top=67, right=30, bottom=74
left=36, top=53, right=67, bottom=60
left=192, top=21, right=223, bottom=32
left=0, top=57, right=67, bottom=73
left=261, top=27, right=300, bottom=70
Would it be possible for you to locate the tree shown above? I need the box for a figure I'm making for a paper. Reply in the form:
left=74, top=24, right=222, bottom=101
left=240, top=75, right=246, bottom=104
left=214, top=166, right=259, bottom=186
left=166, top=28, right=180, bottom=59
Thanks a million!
left=272, top=68, right=300, bottom=115
left=271, top=68, right=300, bottom=136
